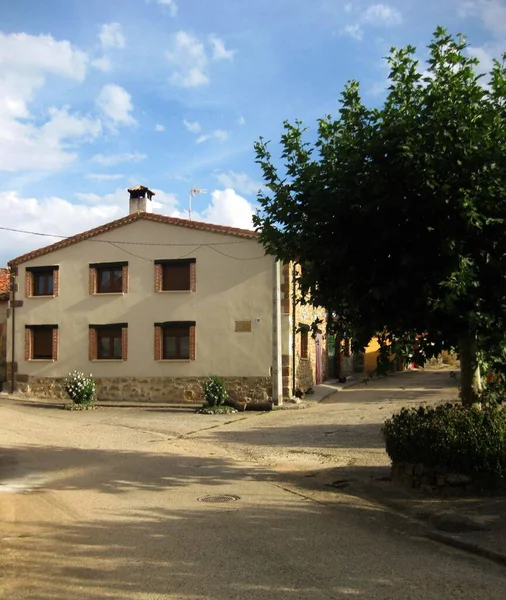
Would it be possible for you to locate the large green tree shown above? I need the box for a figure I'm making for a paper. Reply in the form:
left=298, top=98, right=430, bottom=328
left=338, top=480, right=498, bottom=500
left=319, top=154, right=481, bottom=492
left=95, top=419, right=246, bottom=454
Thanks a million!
left=254, top=28, right=506, bottom=406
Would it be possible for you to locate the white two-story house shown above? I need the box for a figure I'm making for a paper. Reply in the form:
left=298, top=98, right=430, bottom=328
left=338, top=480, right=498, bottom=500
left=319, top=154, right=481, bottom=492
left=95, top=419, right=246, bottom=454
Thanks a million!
left=4, top=186, right=328, bottom=404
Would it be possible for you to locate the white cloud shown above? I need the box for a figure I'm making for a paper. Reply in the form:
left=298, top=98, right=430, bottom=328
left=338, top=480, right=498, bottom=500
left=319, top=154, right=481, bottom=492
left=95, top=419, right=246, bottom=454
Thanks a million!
left=155, top=123, right=165, bottom=132
left=97, top=84, right=136, bottom=126
left=0, top=32, right=88, bottom=81
left=209, top=35, right=236, bottom=61
left=0, top=189, right=125, bottom=263
left=86, top=173, right=125, bottom=181
left=196, top=129, right=229, bottom=144
left=237, top=114, right=246, bottom=125
left=459, top=0, right=506, bottom=35
left=91, top=152, right=147, bottom=166
left=92, top=56, right=112, bottom=72
left=157, top=0, right=178, bottom=17
left=0, top=32, right=101, bottom=173
left=75, top=186, right=178, bottom=216
left=183, top=119, right=202, bottom=134
left=99, top=23, right=125, bottom=49
left=362, top=4, right=403, bottom=26
left=214, top=171, right=263, bottom=196
left=167, top=31, right=209, bottom=88
left=344, top=2, right=353, bottom=13
left=201, top=189, right=255, bottom=230
left=0, top=186, right=256, bottom=264
left=343, top=24, right=364, bottom=40
left=166, top=31, right=235, bottom=88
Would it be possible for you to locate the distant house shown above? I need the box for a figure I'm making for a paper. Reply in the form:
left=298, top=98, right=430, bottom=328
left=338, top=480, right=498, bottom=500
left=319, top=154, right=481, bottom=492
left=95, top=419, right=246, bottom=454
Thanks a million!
left=0, top=268, right=10, bottom=385
left=5, top=186, right=328, bottom=404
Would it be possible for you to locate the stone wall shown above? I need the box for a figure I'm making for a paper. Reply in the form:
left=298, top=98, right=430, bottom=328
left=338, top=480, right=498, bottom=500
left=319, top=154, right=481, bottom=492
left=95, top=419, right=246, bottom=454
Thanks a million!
left=391, top=462, right=504, bottom=493
left=13, top=374, right=272, bottom=404
left=280, top=263, right=329, bottom=397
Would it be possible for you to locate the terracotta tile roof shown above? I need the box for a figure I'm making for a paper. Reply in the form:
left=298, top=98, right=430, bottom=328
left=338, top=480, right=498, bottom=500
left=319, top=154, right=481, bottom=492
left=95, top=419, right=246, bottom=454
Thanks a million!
left=8, top=212, right=259, bottom=268
left=0, top=268, right=10, bottom=299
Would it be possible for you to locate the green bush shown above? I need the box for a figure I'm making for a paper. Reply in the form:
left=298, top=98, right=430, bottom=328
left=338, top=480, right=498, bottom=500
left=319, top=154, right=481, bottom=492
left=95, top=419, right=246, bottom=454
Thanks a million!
left=64, top=371, right=96, bottom=406
left=203, top=375, right=228, bottom=407
left=383, top=403, right=506, bottom=482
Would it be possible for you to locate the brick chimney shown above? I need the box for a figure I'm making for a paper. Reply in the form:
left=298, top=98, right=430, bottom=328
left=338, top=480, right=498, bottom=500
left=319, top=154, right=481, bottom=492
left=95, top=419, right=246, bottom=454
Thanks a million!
left=128, top=185, right=155, bottom=214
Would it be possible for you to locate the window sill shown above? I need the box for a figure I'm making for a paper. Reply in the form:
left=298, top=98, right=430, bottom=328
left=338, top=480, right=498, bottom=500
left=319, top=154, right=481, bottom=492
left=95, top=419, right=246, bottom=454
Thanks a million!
left=91, top=359, right=125, bottom=362
left=91, top=292, right=125, bottom=296
left=158, top=359, right=192, bottom=362
left=156, top=290, right=193, bottom=294
left=27, top=295, right=56, bottom=299
left=28, top=359, right=56, bottom=362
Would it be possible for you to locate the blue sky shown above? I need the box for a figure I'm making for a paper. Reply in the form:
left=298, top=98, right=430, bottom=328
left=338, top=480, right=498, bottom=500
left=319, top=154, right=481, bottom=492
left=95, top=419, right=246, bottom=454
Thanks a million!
left=0, top=0, right=505, bottom=265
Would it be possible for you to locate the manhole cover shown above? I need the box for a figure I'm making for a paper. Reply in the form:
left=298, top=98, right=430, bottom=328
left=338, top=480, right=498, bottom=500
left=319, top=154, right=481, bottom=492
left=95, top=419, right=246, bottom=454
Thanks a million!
left=197, top=494, right=240, bottom=503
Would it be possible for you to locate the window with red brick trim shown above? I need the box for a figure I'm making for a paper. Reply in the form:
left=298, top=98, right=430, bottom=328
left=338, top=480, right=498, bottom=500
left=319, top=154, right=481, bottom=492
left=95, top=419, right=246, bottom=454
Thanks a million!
left=89, top=324, right=128, bottom=360
left=154, top=259, right=196, bottom=292
left=25, top=266, right=59, bottom=297
left=154, top=322, right=196, bottom=360
left=25, top=325, right=58, bottom=360
left=89, top=262, right=128, bottom=295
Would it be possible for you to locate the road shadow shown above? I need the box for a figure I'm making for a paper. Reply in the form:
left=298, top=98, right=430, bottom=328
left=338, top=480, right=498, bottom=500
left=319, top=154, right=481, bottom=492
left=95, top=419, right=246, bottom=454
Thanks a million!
left=2, top=494, right=502, bottom=600
left=208, top=422, right=386, bottom=449
left=0, top=445, right=275, bottom=494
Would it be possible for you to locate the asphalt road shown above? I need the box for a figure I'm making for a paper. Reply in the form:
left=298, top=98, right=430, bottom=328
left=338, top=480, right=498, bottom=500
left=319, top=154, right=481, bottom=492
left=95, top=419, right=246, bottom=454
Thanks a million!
left=1, top=374, right=505, bottom=599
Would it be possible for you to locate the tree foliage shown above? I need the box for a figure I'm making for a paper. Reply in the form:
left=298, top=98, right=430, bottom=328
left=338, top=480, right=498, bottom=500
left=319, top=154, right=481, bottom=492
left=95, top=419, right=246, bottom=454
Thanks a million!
left=254, top=28, right=506, bottom=405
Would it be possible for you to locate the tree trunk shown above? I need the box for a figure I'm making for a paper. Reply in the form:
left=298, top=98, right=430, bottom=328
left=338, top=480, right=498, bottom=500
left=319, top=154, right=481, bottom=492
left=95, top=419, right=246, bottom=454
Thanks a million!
left=458, top=331, right=482, bottom=407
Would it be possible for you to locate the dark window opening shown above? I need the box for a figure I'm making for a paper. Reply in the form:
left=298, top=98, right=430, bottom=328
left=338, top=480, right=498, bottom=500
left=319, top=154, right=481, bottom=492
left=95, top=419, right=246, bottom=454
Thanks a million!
left=163, top=324, right=190, bottom=359
left=32, top=328, right=54, bottom=360
left=97, top=266, right=123, bottom=293
left=33, top=270, right=54, bottom=296
left=97, top=327, right=123, bottom=359
left=162, top=263, right=191, bottom=291
left=300, top=329, right=309, bottom=359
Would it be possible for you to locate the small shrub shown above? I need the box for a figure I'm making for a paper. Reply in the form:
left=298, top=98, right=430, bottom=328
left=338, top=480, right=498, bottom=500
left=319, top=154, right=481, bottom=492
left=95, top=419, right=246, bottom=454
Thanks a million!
left=64, top=371, right=96, bottom=406
left=203, top=375, right=228, bottom=407
left=383, top=403, right=506, bottom=484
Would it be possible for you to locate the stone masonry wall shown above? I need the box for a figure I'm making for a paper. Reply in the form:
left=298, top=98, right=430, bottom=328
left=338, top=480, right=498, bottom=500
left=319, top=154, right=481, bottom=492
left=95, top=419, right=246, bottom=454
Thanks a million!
left=281, top=264, right=328, bottom=397
left=13, top=375, right=272, bottom=404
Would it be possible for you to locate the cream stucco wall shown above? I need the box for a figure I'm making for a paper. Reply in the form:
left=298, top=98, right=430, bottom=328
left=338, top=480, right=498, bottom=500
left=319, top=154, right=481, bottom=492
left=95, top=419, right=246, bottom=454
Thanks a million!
left=8, top=219, right=275, bottom=381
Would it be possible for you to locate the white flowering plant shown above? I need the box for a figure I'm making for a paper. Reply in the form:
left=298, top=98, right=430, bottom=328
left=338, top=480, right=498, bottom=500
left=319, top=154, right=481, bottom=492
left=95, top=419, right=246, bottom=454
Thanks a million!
left=64, top=371, right=96, bottom=406
left=203, top=375, right=228, bottom=407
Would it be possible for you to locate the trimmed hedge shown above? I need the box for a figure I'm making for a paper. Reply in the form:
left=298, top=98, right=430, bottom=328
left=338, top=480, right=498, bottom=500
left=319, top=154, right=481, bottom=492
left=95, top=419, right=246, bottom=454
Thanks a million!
left=383, top=403, right=506, bottom=484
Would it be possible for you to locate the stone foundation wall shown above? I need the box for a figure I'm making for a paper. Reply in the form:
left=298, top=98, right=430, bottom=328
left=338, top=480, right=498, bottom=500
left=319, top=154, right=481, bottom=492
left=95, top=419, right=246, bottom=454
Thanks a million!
left=13, top=375, right=272, bottom=404
left=391, top=462, right=504, bottom=493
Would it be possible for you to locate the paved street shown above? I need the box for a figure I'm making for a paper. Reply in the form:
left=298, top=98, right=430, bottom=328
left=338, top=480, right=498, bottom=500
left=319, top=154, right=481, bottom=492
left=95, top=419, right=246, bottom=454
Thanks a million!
left=1, top=371, right=505, bottom=599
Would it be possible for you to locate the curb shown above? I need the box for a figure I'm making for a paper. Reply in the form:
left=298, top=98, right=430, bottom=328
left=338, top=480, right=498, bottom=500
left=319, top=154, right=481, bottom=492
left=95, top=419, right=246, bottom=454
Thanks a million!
left=351, top=486, right=506, bottom=569
left=426, top=531, right=506, bottom=568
